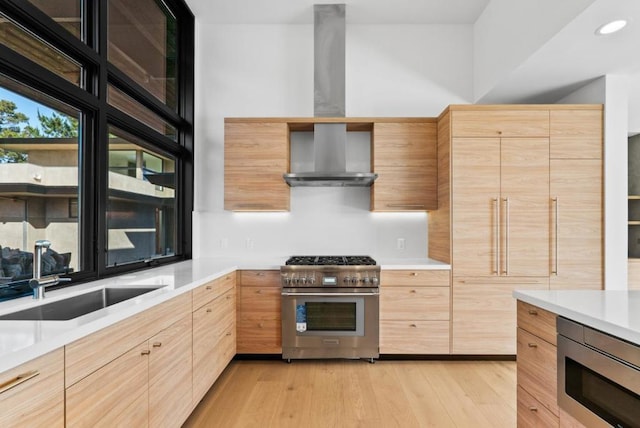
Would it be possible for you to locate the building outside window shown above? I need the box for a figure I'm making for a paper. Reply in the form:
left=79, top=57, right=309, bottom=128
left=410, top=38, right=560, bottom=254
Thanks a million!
left=0, top=0, right=193, bottom=301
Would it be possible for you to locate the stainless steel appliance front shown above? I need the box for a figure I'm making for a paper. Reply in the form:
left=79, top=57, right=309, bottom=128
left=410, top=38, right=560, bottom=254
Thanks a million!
left=557, top=317, right=640, bottom=428
left=281, top=257, right=380, bottom=362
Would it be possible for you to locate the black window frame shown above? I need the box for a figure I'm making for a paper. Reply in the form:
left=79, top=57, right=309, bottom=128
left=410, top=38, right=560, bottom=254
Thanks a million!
left=0, top=0, right=194, bottom=287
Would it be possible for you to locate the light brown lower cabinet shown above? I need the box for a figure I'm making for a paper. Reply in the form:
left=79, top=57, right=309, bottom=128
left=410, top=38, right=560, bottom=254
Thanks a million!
left=518, top=385, right=559, bottom=427
left=193, top=286, right=236, bottom=403
left=236, top=270, right=282, bottom=354
left=0, top=348, right=64, bottom=428
left=66, top=342, right=150, bottom=427
left=380, top=270, right=451, bottom=354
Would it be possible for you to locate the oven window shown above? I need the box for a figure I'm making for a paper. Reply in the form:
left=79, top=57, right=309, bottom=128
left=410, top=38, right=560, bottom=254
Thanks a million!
left=565, top=357, right=640, bottom=427
left=305, top=302, right=356, bottom=331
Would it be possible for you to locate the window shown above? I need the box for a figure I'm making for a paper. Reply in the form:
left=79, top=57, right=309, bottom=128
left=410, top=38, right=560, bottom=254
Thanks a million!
left=0, top=0, right=193, bottom=301
left=108, top=0, right=178, bottom=110
left=107, top=126, right=176, bottom=266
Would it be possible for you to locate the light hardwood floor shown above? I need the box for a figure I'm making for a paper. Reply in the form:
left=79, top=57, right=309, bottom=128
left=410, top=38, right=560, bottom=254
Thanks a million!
left=184, top=359, right=516, bottom=428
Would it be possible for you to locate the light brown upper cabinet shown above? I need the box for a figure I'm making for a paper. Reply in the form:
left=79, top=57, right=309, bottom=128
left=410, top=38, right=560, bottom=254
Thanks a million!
left=371, top=120, right=438, bottom=211
left=550, top=107, right=603, bottom=289
left=224, top=119, right=290, bottom=211
left=451, top=134, right=550, bottom=277
left=431, top=105, right=603, bottom=354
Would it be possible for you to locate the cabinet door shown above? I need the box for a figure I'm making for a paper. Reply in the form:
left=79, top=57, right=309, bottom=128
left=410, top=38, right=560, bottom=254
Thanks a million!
left=500, top=138, right=549, bottom=277
left=372, top=121, right=437, bottom=211
left=66, top=343, right=149, bottom=428
left=193, top=287, right=235, bottom=402
left=0, top=349, right=64, bottom=428
left=224, top=121, right=289, bottom=211
left=380, top=320, right=449, bottom=354
left=451, top=110, right=549, bottom=138
left=550, top=109, right=602, bottom=159
left=149, top=314, right=193, bottom=428
left=452, top=277, right=547, bottom=354
left=452, top=138, right=501, bottom=276
left=380, top=286, right=449, bottom=320
left=550, top=159, right=603, bottom=289
left=237, top=285, right=281, bottom=354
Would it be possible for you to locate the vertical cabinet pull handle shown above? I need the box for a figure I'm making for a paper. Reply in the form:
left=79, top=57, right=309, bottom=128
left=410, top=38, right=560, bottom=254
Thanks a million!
left=494, top=197, right=500, bottom=275
left=504, top=197, right=510, bottom=276
left=552, top=197, right=559, bottom=275
left=0, top=370, right=39, bottom=394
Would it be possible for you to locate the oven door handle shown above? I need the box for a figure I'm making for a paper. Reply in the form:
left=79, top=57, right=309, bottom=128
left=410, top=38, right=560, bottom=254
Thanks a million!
left=281, top=291, right=379, bottom=297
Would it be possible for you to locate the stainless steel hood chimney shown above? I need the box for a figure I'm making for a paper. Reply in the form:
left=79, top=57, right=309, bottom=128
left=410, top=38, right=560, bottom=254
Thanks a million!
left=283, top=4, right=377, bottom=187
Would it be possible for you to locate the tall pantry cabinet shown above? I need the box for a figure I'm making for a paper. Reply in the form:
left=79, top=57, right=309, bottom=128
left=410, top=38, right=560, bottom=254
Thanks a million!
left=429, top=105, right=603, bottom=354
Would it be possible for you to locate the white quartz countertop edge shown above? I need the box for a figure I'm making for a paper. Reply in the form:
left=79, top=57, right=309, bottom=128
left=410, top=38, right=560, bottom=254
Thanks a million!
left=513, top=289, right=640, bottom=345
left=0, top=256, right=449, bottom=373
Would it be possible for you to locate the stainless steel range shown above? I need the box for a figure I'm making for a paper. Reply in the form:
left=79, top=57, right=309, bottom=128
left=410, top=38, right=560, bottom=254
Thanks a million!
left=281, top=256, right=380, bottom=362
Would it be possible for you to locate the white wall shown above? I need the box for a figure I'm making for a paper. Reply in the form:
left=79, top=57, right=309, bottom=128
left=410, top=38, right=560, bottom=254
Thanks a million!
left=193, top=23, right=473, bottom=259
left=557, top=75, right=629, bottom=289
left=473, top=0, right=595, bottom=102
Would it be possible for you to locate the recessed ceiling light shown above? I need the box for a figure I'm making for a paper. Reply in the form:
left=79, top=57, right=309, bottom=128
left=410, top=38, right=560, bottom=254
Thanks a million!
left=595, top=19, right=628, bottom=35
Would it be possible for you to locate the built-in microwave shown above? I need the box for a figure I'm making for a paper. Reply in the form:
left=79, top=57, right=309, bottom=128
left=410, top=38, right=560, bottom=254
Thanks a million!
left=557, top=317, right=640, bottom=428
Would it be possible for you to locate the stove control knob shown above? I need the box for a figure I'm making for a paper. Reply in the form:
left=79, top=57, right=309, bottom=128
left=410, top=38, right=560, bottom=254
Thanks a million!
left=308, top=277, right=315, bottom=285
left=362, top=277, right=370, bottom=284
left=300, top=276, right=307, bottom=285
left=343, top=276, right=350, bottom=284
left=284, top=277, right=291, bottom=285
left=371, top=276, right=379, bottom=285
left=351, top=277, right=358, bottom=285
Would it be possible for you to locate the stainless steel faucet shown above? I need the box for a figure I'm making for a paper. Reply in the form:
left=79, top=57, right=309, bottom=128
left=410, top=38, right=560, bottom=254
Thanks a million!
left=29, top=240, right=70, bottom=299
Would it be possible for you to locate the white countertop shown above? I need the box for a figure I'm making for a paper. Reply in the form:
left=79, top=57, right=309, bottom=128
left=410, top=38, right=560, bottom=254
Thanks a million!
left=513, top=289, right=640, bottom=345
left=0, top=256, right=449, bottom=374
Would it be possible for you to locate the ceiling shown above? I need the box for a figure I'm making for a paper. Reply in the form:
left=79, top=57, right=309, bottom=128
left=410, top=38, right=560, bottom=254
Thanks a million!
left=186, top=0, right=639, bottom=131
left=185, top=0, right=490, bottom=24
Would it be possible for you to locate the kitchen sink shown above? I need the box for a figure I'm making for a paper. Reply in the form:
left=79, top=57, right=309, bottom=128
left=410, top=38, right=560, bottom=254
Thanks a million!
left=0, top=287, right=164, bottom=321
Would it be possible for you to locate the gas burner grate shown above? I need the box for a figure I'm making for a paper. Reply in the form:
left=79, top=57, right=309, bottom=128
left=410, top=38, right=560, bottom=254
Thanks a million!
left=285, top=255, right=377, bottom=266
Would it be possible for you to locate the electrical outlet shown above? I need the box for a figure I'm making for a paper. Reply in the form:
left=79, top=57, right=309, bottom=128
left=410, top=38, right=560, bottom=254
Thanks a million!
left=245, top=238, right=254, bottom=249
left=397, top=238, right=405, bottom=250
left=220, top=238, right=228, bottom=249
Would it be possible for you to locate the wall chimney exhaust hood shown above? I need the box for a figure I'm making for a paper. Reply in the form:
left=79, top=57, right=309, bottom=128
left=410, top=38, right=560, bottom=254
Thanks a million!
left=283, top=4, right=377, bottom=187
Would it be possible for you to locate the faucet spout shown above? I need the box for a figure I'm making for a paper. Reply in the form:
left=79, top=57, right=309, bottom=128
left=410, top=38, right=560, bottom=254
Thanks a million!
left=31, top=240, right=68, bottom=300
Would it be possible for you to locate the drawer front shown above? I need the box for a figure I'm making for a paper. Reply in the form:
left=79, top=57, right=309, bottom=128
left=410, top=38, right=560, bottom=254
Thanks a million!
left=452, top=110, right=550, bottom=137
left=239, top=286, right=281, bottom=319
left=239, top=270, right=281, bottom=287
left=381, top=286, right=450, bottom=320
left=380, top=320, right=449, bottom=354
left=517, top=328, right=558, bottom=416
left=66, top=343, right=149, bottom=428
left=381, top=269, right=450, bottom=287
left=66, top=292, right=191, bottom=386
left=518, top=386, right=559, bottom=428
left=517, top=301, right=557, bottom=346
left=0, top=349, right=64, bottom=428
left=193, top=273, right=235, bottom=309
left=236, top=319, right=281, bottom=354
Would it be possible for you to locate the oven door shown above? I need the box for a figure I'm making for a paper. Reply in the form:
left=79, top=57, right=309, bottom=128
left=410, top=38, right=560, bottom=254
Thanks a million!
left=281, top=288, right=379, bottom=360
left=558, top=320, right=640, bottom=428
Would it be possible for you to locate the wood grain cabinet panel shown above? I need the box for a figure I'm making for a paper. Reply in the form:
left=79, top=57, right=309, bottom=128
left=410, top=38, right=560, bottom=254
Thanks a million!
left=236, top=270, right=281, bottom=354
left=550, top=159, right=603, bottom=290
left=372, top=121, right=437, bottom=212
left=550, top=109, right=602, bottom=159
left=451, top=110, right=550, bottom=137
left=149, top=314, right=193, bottom=428
left=66, top=342, right=150, bottom=428
left=380, top=269, right=451, bottom=354
left=381, top=286, right=449, bottom=321
left=518, top=386, right=559, bottom=428
left=517, top=328, right=558, bottom=416
left=224, top=120, right=289, bottom=211
left=0, top=349, right=64, bottom=428
left=193, top=272, right=235, bottom=310
left=381, top=269, right=450, bottom=286
left=380, top=321, right=449, bottom=354
left=452, top=278, right=547, bottom=354
left=193, top=287, right=236, bottom=403
left=517, top=301, right=557, bottom=346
